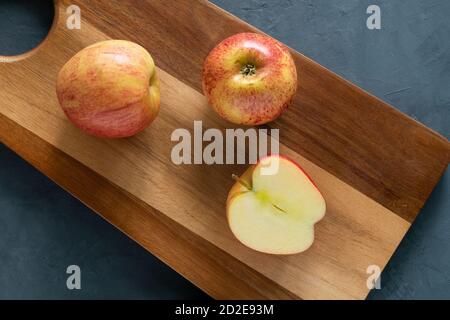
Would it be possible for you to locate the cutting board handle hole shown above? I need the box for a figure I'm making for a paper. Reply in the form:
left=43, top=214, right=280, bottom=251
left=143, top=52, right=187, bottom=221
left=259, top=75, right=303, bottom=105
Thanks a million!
left=0, top=0, right=55, bottom=62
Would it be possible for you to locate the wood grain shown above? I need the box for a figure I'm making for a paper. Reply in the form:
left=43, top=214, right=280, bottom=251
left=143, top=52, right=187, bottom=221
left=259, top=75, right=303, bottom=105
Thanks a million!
left=0, top=0, right=448, bottom=299
left=0, top=112, right=296, bottom=300
left=74, top=0, right=450, bottom=222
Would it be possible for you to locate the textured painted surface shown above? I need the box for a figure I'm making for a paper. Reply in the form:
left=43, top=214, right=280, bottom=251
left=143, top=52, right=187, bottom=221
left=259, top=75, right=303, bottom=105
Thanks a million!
left=0, top=143, right=209, bottom=299
left=214, top=0, right=450, bottom=300
left=0, top=0, right=208, bottom=300
left=0, top=0, right=54, bottom=56
left=213, top=0, right=450, bottom=139
left=0, top=0, right=449, bottom=299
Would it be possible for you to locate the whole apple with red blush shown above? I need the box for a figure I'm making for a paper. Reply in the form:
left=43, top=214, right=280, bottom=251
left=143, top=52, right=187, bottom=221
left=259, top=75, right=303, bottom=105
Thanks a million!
left=202, top=33, right=297, bottom=125
left=56, top=40, right=160, bottom=138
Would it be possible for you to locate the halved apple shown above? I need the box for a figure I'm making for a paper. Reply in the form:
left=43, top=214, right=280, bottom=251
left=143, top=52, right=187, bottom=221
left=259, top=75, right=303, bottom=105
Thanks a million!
left=227, top=155, right=326, bottom=255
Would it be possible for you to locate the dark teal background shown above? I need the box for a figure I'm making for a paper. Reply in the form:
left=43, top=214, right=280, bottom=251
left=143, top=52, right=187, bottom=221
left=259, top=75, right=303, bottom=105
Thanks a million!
left=0, top=0, right=448, bottom=299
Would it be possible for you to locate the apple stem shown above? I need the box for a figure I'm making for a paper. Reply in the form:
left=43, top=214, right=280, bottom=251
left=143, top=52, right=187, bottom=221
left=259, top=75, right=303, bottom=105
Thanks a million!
left=240, top=64, right=256, bottom=76
left=232, top=174, right=252, bottom=191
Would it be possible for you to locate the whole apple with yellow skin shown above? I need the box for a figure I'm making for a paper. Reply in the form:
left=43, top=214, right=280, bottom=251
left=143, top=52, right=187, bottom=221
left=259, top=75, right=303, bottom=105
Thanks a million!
left=227, top=155, right=326, bottom=255
left=56, top=40, right=160, bottom=138
left=202, top=33, right=297, bottom=125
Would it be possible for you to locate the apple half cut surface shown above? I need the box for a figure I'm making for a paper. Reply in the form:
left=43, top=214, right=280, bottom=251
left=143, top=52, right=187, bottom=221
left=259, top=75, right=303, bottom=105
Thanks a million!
left=227, top=156, right=326, bottom=255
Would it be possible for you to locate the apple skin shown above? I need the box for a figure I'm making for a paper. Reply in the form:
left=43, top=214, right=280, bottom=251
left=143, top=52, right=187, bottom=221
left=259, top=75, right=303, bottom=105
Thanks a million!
left=202, top=33, right=297, bottom=125
left=227, top=155, right=326, bottom=255
left=56, top=40, right=160, bottom=138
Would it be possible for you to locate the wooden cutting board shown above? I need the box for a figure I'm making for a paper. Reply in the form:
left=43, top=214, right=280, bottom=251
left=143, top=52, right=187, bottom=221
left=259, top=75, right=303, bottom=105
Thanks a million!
left=1, top=0, right=449, bottom=299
